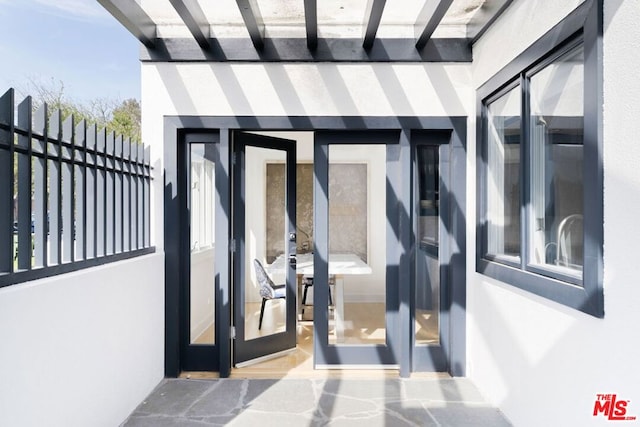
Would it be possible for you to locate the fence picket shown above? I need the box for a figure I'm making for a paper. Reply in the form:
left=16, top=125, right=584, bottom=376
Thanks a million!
left=0, top=88, right=153, bottom=287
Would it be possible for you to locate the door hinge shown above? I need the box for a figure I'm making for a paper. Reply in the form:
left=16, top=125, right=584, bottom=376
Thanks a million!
left=232, top=152, right=237, bottom=165
left=230, top=326, right=236, bottom=339
left=230, top=239, right=236, bottom=252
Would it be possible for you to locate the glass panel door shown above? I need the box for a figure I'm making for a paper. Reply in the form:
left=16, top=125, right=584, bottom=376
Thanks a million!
left=233, top=132, right=297, bottom=366
left=327, top=145, right=386, bottom=346
left=313, top=131, right=399, bottom=367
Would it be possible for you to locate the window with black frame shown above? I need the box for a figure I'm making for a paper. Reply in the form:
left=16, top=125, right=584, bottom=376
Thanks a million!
left=477, top=4, right=603, bottom=317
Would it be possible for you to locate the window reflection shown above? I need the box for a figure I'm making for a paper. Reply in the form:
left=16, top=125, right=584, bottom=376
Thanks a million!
left=529, top=45, right=584, bottom=276
left=486, top=86, right=521, bottom=259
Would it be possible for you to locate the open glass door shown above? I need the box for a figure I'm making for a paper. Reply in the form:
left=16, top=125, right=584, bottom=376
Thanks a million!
left=232, top=132, right=297, bottom=366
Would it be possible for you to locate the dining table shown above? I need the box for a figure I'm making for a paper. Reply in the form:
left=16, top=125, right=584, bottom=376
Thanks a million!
left=265, top=252, right=372, bottom=342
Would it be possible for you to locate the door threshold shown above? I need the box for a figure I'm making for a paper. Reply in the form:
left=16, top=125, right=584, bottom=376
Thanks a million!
left=178, top=370, right=450, bottom=380
left=315, top=364, right=399, bottom=370
left=235, top=347, right=297, bottom=368
left=179, top=371, right=220, bottom=380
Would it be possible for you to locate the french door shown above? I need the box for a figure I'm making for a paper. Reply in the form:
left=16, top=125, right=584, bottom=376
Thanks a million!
left=167, top=121, right=466, bottom=377
left=312, top=131, right=401, bottom=367
left=232, top=131, right=298, bottom=366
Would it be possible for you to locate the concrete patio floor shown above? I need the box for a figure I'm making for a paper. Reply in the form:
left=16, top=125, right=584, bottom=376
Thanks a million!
left=121, top=378, right=511, bottom=426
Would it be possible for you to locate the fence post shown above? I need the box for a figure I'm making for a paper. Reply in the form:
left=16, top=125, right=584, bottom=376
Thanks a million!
left=33, top=104, right=48, bottom=268
left=16, top=97, right=32, bottom=270
left=48, top=108, right=62, bottom=266
left=62, top=115, right=74, bottom=263
left=0, top=89, right=14, bottom=274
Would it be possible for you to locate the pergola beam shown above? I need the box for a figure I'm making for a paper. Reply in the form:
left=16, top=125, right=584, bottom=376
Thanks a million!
left=304, top=0, right=318, bottom=50
left=466, top=0, right=514, bottom=43
left=97, top=0, right=156, bottom=48
left=414, top=0, right=454, bottom=50
left=169, top=0, right=211, bottom=49
left=362, top=0, right=387, bottom=49
left=236, top=0, right=265, bottom=49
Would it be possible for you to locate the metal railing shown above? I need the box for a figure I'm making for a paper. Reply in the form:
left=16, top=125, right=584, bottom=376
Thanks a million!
left=0, top=88, right=154, bottom=288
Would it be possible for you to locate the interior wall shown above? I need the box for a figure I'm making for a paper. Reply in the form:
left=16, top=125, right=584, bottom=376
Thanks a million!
left=266, top=162, right=368, bottom=263
left=0, top=254, right=165, bottom=427
left=469, top=1, right=640, bottom=426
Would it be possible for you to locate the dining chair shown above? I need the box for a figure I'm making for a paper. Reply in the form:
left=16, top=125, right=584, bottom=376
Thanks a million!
left=253, top=259, right=286, bottom=330
left=301, top=275, right=334, bottom=319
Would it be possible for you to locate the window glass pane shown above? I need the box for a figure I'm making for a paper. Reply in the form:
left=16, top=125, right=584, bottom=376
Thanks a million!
left=417, top=145, right=439, bottom=247
left=486, top=86, right=521, bottom=259
left=245, top=146, right=287, bottom=340
left=190, top=143, right=215, bottom=345
left=529, top=45, right=584, bottom=277
left=415, top=145, right=441, bottom=346
left=328, top=144, right=384, bottom=345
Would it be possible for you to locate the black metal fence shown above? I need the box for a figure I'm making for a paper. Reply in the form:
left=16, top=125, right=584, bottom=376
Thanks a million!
left=0, top=88, right=154, bottom=288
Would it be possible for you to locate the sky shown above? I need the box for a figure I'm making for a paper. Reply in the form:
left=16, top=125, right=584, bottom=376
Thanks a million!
left=0, top=0, right=140, bottom=104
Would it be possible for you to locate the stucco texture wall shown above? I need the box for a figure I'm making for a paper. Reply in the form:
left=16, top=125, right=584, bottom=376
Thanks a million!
left=468, top=1, right=640, bottom=426
left=0, top=254, right=165, bottom=427
left=142, top=62, right=473, bottom=251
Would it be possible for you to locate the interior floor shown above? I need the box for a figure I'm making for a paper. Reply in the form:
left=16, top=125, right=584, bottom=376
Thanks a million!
left=192, top=302, right=440, bottom=377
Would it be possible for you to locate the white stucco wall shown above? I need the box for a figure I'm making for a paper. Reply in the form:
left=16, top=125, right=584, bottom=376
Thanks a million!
left=142, top=62, right=473, bottom=252
left=468, top=1, right=640, bottom=426
left=0, top=254, right=165, bottom=427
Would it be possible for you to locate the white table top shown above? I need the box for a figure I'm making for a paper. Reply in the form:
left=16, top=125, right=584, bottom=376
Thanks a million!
left=265, top=253, right=372, bottom=276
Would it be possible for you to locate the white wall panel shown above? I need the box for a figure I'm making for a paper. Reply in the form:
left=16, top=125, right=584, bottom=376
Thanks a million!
left=473, top=0, right=586, bottom=88
left=0, top=254, right=164, bottom=427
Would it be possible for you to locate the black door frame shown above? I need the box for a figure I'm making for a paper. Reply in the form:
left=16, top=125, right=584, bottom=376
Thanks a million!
left=163, top=116, right=466, bottom=378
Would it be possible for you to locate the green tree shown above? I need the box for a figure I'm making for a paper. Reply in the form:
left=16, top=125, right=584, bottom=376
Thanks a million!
left=17, top=76, right=141, bottom=142
left=109, top=99, right=141, bottom=142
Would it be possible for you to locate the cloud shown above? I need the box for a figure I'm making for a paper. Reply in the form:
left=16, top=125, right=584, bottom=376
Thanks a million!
left=31, top=0, right=112, bottom=22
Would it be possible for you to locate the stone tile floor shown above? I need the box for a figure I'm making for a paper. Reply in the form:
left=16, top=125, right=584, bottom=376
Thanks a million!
left=121, top=378, right=512, bottom=426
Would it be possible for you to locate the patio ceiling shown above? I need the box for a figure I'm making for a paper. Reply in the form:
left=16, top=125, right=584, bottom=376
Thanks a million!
left=97, top=0, right=513, bottom=62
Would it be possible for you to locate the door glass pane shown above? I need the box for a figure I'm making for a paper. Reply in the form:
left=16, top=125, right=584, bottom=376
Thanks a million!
left=328, top=144, right=385, bottom=345
left=417, top=146, right=439, bottom=246
left=190, top=144, right=215, bottom=345
left=245, top=146, right=287, bottom=340
left=486, top=86, right=521, bottom=259
left=529, top=45, right=584, bottom=277
left=415, top=145, right=440, bottom=345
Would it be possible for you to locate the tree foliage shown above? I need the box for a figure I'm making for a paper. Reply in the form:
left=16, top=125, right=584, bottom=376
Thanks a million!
left=17, top=77, right=141, bottom=142
left=110, top=99, right=141, bottom=142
